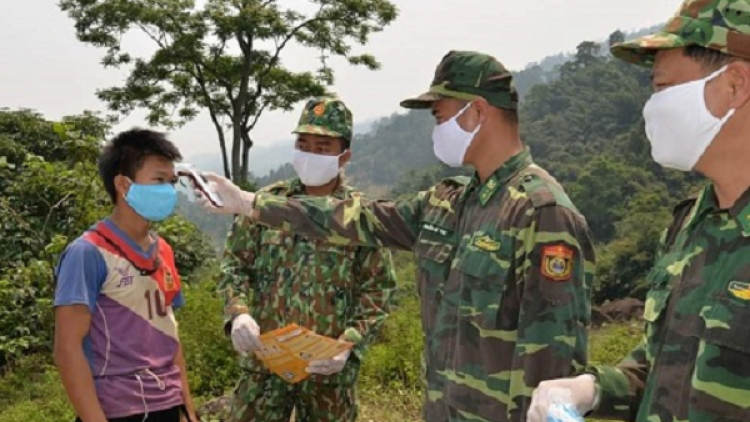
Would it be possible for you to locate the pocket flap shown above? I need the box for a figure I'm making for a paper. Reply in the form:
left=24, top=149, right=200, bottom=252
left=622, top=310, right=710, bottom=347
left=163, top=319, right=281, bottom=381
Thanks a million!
left=415, top=235, right=454, bottom=264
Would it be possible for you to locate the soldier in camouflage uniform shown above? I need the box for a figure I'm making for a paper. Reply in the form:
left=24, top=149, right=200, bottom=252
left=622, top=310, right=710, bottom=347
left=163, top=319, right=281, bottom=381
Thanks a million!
left=198, top=51, right=596, bottom=422
left=528, top=1, right=750, bottom=422
left=219, top=96, right=396, bottom=422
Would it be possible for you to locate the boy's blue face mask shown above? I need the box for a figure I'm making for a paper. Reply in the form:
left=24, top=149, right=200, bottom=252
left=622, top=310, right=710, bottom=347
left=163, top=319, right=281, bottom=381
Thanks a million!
left=124, top=180, right=177, bottom=222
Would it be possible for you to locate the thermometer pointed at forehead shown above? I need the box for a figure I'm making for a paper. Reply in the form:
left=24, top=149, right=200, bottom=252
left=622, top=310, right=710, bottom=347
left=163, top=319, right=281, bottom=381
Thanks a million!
left=176, top=167, right=224, bottom=207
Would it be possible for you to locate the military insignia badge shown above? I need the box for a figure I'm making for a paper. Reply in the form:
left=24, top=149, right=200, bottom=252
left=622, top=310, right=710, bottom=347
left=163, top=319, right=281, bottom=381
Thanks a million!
left=473, top=234, right=501, bottom=252
left=164, top=266, right=176, bottom=291
left=541, top=245, right=573, bottom=281
left=728, top=281, right=750, bottom=301
left=313, top=102, right=325, bottom=116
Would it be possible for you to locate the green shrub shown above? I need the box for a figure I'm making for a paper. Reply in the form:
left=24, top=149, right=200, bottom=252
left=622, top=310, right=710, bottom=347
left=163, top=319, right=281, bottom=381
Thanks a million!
left=176, top=270, right=238, bottom=398
left=360, top=295, right=423, bottom=391
left=154, top=217, right=218, bottom=283
left=0, top=355, right=74, bottom=422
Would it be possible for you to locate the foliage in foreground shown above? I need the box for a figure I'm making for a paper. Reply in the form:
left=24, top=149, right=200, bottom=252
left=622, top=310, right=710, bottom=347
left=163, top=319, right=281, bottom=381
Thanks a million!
left=0, top=109, right=216, bottom=369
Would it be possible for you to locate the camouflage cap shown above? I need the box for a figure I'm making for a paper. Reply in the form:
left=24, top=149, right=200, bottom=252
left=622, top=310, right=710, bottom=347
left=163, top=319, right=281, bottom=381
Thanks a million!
left=611, top=0, right=750, bottom=67
left=292, top=96, right=353, bottom=142
left=400, top=50, right=518, bottom=110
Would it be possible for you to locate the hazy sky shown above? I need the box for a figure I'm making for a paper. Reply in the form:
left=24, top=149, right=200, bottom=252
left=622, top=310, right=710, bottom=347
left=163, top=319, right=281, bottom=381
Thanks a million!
left=1, top=0, right=682, bottom=160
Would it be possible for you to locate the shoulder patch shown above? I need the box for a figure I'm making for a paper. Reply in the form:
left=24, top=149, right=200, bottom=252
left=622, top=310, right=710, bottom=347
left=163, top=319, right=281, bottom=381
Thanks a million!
left=541, top=244, right=574, bottom=282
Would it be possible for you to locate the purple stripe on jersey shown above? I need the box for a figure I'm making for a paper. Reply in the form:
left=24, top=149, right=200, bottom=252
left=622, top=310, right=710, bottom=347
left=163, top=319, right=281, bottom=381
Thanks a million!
left=95, top=364, right=184, bottom=419
left=89, top=295, right=180, bottom=376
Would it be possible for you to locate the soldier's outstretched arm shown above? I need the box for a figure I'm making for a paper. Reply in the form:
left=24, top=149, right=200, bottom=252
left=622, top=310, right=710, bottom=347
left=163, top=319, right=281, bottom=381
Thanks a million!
left=339, top=247, right=397, bottom=361
left=218, top=215, right=260, bottom=335
left=514, top=204, right=595, bottom=416
left=251, top=190, right=427, bottom=250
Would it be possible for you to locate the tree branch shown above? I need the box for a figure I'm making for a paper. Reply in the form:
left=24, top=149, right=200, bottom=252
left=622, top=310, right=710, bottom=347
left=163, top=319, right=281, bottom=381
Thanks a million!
left=243, top=6, right=330, bottom=123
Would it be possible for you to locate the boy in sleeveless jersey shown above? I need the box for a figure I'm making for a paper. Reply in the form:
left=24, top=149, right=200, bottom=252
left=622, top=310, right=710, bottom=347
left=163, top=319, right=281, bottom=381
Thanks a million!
left=53, top=129, right=197, bottom=422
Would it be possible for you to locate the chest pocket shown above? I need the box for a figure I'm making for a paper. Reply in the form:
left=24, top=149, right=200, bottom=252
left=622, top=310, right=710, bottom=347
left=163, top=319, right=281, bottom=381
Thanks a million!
left=451, top=232, right=512, bottom=332
left=691, top=283, right=750, bottom=421
left=414, top=230, right=455, bottom=337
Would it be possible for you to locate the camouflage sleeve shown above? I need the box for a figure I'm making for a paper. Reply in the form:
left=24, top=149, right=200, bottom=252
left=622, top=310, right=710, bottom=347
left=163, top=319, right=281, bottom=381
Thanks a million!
left=218, top=215, right=259, bottom=335
left=585, top=340, right=649, bottom=421
left=338, top=246, right=397, bottom=361
left=253, top=190, right=426, bottom=250
left=516, top=205, right=595, bottom=411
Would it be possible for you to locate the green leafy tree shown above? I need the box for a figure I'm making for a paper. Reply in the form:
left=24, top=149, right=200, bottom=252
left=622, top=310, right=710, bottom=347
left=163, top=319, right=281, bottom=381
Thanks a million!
left=59, top=0, right=398, bottom=183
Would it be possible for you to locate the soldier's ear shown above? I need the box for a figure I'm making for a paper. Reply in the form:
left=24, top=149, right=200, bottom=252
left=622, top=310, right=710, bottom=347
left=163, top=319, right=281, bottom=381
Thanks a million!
left=339, top=148, right=352, bottom=167
left=473, top=97, right=490, bottom=125
left=728, top=60, right=750, bottom=109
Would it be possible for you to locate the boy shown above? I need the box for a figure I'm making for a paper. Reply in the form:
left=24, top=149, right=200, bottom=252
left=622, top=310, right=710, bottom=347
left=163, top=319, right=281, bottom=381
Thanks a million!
left=53, top=129, right=196, bottom=422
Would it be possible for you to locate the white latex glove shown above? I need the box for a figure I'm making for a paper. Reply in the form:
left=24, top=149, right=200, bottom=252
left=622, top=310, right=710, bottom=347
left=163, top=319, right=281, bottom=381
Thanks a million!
left=195, top=172, right=256, bottom=217
left=527, top=374, right=598, bottom=422
left=305, top=349, right=351, bottom=376
left=231, top=314, right=263, bottom=354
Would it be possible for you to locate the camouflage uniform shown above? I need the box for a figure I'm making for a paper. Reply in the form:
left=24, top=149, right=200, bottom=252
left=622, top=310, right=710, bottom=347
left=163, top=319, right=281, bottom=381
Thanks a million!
left=586, top=2, right=750, bottom=421
left=220, top=97, right=396, bottom=422
left=251, top=52, right=596, bottom=422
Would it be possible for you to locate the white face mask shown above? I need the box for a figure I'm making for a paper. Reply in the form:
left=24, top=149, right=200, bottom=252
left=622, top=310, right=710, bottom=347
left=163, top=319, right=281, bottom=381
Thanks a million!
left=292, top=149, right=342, bottom=187
left=431, top=102, right=481, bottom=167
left=643, top=65, right=735, bottom=171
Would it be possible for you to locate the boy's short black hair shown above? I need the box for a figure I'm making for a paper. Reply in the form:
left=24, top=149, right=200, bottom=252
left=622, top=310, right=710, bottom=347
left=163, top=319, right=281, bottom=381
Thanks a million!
left=98, top=128, right=182, bottom=203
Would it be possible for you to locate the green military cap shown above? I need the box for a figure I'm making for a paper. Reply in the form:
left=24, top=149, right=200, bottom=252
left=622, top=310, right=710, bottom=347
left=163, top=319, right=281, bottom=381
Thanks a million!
left=292, top=96, right=353, bottom=142
left=611, top=0, right=750, bottom=67
left=400, top=50, right=518, bottom=111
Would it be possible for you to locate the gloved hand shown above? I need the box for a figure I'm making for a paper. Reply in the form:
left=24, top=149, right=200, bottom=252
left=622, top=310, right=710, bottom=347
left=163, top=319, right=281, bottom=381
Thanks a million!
left=305, top=349, right=351, bottom=376
left=195, top=172, right=256, bottom=217
left=527, top=374, right=597, bottom=422
left=230, top=314, right=263, bottom=354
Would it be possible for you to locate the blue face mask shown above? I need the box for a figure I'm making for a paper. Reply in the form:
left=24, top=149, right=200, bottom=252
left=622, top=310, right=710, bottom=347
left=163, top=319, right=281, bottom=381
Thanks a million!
left=124, top=181, right=177, bottom=222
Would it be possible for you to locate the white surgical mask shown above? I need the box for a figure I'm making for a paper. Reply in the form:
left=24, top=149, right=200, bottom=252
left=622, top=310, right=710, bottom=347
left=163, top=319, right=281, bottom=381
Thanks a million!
left=643, top=65, right=735, bottom=171
left=292, top=149, right=342, bottom=186
left=431, top=102, right=481, bottom=167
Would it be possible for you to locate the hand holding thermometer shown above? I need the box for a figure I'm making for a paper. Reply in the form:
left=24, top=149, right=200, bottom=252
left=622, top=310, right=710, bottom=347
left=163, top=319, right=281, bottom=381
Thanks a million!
left=176, top=165, right=224, bottom=207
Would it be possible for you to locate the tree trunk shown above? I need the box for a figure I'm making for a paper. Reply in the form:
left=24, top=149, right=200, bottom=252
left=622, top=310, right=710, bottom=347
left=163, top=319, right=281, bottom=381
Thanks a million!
left=231, top=112, right=242, bottom=183
left=240, top=131, right=253, bottom=185
left=218, top=131, right=231, bottom=179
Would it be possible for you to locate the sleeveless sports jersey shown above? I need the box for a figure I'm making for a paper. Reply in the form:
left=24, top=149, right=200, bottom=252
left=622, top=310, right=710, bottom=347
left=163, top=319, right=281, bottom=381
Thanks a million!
left=54, top=219, right=185, bottom=419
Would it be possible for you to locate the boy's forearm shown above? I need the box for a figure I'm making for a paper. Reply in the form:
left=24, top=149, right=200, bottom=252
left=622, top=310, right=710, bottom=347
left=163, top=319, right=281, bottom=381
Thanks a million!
left=55, top=347, right=107, bottom=422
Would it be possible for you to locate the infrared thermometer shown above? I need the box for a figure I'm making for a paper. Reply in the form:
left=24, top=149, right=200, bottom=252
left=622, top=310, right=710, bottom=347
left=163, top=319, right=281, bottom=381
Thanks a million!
left=176, top=165, right=224, bottom=207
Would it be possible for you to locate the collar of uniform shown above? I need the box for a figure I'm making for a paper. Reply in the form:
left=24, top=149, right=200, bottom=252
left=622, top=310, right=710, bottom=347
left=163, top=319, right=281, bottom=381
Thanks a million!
left=463, top=146, right=533, bottom=206
left=728, top=186, right=750, bottom=236
left=287, top=177, right=352, bottom=200
left=689, top=184, right=750, bottom=237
